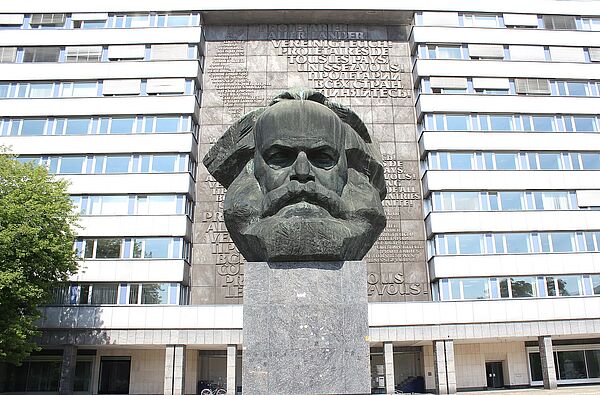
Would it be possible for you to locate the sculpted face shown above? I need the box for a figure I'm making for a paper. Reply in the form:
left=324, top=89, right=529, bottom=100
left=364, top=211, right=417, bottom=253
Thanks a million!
left=203, top=90, right=387, bottom=262
left=254, top=101, right=348, bottom=218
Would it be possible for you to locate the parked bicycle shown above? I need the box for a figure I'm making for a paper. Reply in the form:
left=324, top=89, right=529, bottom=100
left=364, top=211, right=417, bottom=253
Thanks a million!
left=200, top=387, right=226, bottom=395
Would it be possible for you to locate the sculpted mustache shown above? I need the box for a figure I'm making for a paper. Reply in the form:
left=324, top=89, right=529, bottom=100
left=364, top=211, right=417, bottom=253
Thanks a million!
left=261, top=181, right=343, bottom=218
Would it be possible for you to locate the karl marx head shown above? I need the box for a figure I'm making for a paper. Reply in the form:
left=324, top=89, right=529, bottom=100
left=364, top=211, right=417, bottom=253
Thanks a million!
left=203, top=89, right=387, bottom=262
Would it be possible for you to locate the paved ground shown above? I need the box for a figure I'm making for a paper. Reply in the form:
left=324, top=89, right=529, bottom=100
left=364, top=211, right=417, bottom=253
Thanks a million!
left=458, top=384, right=600, bottom=394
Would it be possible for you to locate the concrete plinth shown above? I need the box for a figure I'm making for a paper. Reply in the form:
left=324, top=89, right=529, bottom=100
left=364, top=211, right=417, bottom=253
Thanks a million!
left=242, top=260, right=371, bottom=395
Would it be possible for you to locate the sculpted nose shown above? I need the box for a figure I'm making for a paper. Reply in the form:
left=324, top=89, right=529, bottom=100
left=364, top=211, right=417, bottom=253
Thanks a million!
left=290, top=151, right=315, bottom=183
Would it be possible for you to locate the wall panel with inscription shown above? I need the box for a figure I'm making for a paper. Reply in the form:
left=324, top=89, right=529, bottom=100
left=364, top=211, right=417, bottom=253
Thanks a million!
left=193, top=24, right=429, bottom=304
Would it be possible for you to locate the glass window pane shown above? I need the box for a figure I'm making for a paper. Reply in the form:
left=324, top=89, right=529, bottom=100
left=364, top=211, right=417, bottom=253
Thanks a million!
left=91, top=283, right=118, bottom=304
left=532, top=116, right=554, bottom=131
left=445, top=115, right=468, bottom=131
left=592, top=275, right=600, bottom=295
left=538, top=153, right=561, bottom=170
left=74, top=360, right=93, bottom=391
left=449, top=153, right=472, bottom=170
left=129, top=15, right=150, bottom=27
left=449, top=279, right=461, bottom=299
left=494, top=154, right=517, bottom=170
left=462, top=278, right=489, bottom=299
left=567, top=82, right=587, bottom=96
left=529, top=353, right=543, bottom=382
left=104, top=156, right=130, bottom=173
left=147, top=195, right=176, bottom=214
left=141, top=283, right=169, bottom=304
left=586, top=350, right=600, bottom=378
left=505, top=234, right=530, bottom=253
left=457, top=234, right=483, bottom=254
left=95, top=239, right=122, bottom=258
left=110, top=118, right=135, bottom=134
left=574, top=117, right=596, bottom=132
left=143, top=238, right=170, bottom=258
left=21, top=119, right=46, bottom=135
left=437, top=46, right=462, bottom=59
left=100, top=196, right=129, bottom=215
left=510, top=277, right=536, bottom=297
left=59, top=156, right=85, bottom=174
left=499, top=278, right=510, bottom=298
left=155, top=117, right=180, bottom=133
left=556, top=276, right=581, bottom=296
left=550, top=233, right=573, bottom=252
left=499, top=192, right=523, bottom=210
left=64, top=119, right=90, bottom=135
left=70, top=82, right=97, bottom=97
left=23, top=47, right=60, bottom=62
left=99, top=357, right=131, bottom=394
left=28, top=83, right=53, bottom=97
left=540, top=192, right=569, bottom=210
left=453, top=192, right=480, bottom=210
left=558, top=351, right=587, bottom=380
left=581, top=153, right=600, bottom=169
left=151, top=155, right=177, bottom=172
left=490, top=115, right=512, bottom=131
left=165, top=14, right=190, bottom=27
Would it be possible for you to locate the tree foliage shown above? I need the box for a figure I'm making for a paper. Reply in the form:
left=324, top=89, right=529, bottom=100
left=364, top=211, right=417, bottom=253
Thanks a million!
left=0, top=149, right=78, bottom=363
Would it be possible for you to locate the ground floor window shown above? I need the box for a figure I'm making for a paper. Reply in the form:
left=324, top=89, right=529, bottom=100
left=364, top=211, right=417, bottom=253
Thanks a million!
left=197, top=350, right=242, bottom=394
left=0, top=359, right=61, bottom=391
left=528, top=346, right=600, bottom=383
left=98, top=356, right=131, bottom=394
left=369, top=347, right=424, bottom=393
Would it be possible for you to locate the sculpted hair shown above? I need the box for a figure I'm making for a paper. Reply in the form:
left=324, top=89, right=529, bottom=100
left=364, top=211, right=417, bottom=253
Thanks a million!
left=203, top=88, right=386, bottom=199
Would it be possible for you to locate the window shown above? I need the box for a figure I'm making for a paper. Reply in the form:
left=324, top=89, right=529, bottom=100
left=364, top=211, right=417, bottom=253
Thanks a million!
left=457, top=234, right=483, bottom=254
left=0, top=47, right=17, bottom=63
left=581, top=153, right=600, bottom=169
left=89, top=196, right=129, bottom=215
left=448, top=153, right=472, bottom=170
left=65, top=46, right=103, bottom=62
left=573, top=117, right=596, bottom=132
left=109, top=118, right=135, bottom=134
left=532, top=116, right=554, bottom=132
left=24, top=83, right=54, bottom=98
left=63, top=119, right=91, bottom=135
left=452, top=192, right=480, bottom=211
left=20, top=119, right=46, bottom=135
left=557, top=351, right=587, bottom=379
left=90, top=283, right=118, bottom=304
left=22, top=47, right=60, bottom=62
left=141, top=283, right=170, bottom=304
left=445, top=115, right=469, bottom=131
left=58, top=156, right=85, bottom=174
left=95, top=239, right=122, bottom=258
left=505, top=234, right=530, bottom=253
left=60, top=82, right=98, bottom=97
left=510, top=277, right=536, bottom=297
left=462, top=14, right=502, bottom=28
left=548, top=232, right=574, bottom=252
left=461, top=278, right=490, bottom=299
left=543, top=15, right=576, bottom=30
left=151, top=155, right=177, bottom=172
left=124, top=14, right=151, bottom=28
left=0, top=360, right=61, bottom=391
left=104, top=156, right=130, bottom=173
left=99, top=357, right=131, bottom=394
left=537, top=153, right=562, bottom=170
left=425, top=45, right=463, bottom=59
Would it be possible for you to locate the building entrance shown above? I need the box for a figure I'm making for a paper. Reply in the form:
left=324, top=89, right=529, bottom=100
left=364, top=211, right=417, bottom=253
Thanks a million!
left=486, top=361, right=505, bottom=389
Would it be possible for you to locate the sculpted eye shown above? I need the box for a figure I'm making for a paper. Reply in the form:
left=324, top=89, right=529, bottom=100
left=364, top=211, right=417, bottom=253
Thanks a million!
left=308, top=149, right=337, bottom=169
left=264, top=147, right=296, bottom=169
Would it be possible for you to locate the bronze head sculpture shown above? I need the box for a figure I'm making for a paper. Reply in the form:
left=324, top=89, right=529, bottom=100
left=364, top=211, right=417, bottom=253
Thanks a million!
left=203, top=89, right=387, bottom=262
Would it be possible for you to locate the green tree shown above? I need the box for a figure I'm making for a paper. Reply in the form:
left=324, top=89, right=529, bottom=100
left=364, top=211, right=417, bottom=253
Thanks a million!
left=0, top=149, right=78, bottom=363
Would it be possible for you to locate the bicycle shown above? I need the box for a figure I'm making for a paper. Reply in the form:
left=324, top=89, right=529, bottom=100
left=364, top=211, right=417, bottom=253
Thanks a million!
left=200, top=388, right=226, bottom=395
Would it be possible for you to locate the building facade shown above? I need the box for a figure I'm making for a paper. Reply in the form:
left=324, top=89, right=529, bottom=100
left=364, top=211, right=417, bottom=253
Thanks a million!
left=0, top=0, right=600, bottom=393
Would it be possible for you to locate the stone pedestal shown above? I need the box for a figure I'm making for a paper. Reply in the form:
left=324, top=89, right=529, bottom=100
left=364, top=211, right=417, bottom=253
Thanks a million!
left=242, top=260, right=371, bottom=395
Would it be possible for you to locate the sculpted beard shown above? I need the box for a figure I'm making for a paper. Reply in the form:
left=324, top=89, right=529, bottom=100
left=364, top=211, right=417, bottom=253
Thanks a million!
left=260, top=180, right=344, bottom=219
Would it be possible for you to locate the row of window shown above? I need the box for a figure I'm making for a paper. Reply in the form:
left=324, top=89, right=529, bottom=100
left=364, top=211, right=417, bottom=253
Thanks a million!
left=0, top=44, right=200, bottom=63
left=0, top=116, right=196, bottom=136
left=435, top=274, right=600, bottom=301
left=430, top=191, right=578, bottom=212
left=529, top=348, right=600, bottom=383
left=75, top=237, right=190, bottom=260
left=416, top=12, right=600, bottom=31
left=0, top=79, right=197, bottom=98
left=51, top=282, right=188, bottom=305
left=0, top=12, right=201, bottom=29
left=421, top=78, right=600, bottom=97
left=17, top=154, right=196, bottom=176
left=428, top=152, right=600, bottom=171
left=434, top=231, right=600, bottom=256
left=71, top=195, right=193, bottom=217
left=417, top=44, right=598, bottom=63
left=423, top=114, right=600, bottom=133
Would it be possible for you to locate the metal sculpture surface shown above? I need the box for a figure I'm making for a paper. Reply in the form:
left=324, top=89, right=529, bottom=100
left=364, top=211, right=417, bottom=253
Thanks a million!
left=203, top=89, right=387, bottom=261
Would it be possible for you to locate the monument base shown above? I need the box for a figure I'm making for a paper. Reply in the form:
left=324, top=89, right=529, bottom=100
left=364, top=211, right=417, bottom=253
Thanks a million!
left=242, top=260, right=371, bottom=395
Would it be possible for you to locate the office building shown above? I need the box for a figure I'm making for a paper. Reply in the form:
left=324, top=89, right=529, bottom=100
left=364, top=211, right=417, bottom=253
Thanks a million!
left=0, top=0, right=599, bottom=394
